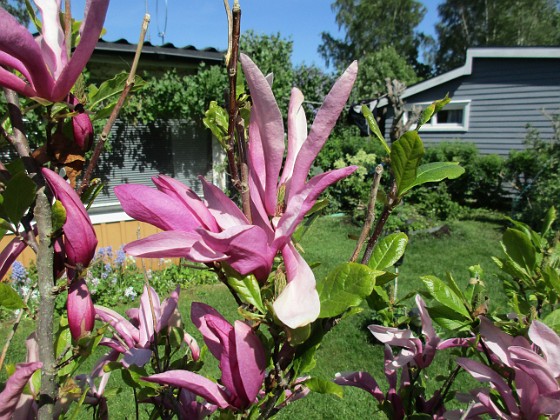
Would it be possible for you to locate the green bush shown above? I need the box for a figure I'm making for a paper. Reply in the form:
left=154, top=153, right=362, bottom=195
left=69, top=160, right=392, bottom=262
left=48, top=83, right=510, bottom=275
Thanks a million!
left=506, top=122, right=560, bottom=230
left=422, top=142, right=506, bottom=209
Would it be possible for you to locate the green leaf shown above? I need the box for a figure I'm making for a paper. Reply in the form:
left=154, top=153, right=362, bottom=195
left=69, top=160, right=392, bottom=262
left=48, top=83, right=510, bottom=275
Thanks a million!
left=543, top=308, right=560, bottom=334
left=401, top=162, right=465, bottom=194
left=427, top=305, right=472, bottom=331
left=502, top=228, right=537, bottom=275
left=316, top=263, right=382, bottom=318
left=362, top=105, right=390, bottom=154
left=390, top=131, right=425, bottom=197
left=3, top=171, right=36, bottom=225
left=416, top=95, right=451, bottom=131
left=304, top=377, right=344, bottom=399
left=0, top=283, right=25, bottom=309
left=421, top=275, right=471, bottom=320
left=366, top=284, right=391, bottom=311
left=542, top=206, right=556, bottom=238
left=369, top=232, right=408, bottom=270
left=543, top=266, right=560, bottom=294
left=292, top=344, right=318, bottom=376
left=227, top=274, right=265, bottom=314
left=203, top=101, right=229, bottom=146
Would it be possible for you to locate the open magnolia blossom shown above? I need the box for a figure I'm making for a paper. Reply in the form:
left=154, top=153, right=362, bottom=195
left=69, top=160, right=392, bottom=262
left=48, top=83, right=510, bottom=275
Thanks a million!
left=95, top=285, right=198, bottom=368
left=115, top=55, right=358, bottom=329
left=143, top=302, right=266, bottom=411
left=335, top=295, right=471, bottom=419
left=0, top=0, right=109, bottom=103
left=455, top=318, right=560, bottom=419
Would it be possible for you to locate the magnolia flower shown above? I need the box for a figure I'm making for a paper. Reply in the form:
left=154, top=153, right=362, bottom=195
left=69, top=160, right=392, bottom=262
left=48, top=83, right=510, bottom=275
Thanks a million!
left=0, top=0, right=109, bottom=103
left=335, top=296, right=470, bottom=419
left=95, top=286, right=197, bottom=367
left=143, top=302, right=266, bottom=411
left=115, top=56, right=358, bottom=329
left=457, top=318, right=560, bottom=419
left=70, top=96, right=94, bottom=151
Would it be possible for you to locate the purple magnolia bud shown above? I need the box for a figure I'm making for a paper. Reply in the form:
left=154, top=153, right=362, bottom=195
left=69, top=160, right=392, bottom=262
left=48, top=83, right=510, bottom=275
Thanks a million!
left=67, top=278, right=95, bottom=340
left=72, top=102, right=94, bottom=152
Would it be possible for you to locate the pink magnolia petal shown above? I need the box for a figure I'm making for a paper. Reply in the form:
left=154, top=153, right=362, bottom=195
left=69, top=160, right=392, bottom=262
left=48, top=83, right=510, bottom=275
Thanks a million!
left=125, top=308, right=140, bottom=327
left=247, top=117, right=267, bottom=213
left=143, top=370, right=230, bottom=409
left=184, top=332, right=200, bottom=361
left=122, top=348, right=153, bottom=368
left=534, top=392, right=560, bottom=417
left=198, top=225, right=274, bottom=280
left=34, top=0, right=66, bottom=79
left=274, top=166, right=358, bottom=250
left=334, top=371, right=384, bottom=403
left=67, top=278, right=95, bottom=340
left=157, top=286, right=180, bottom=333
left=233, top=320, right=266, bottom=406
left=123, top=231, right=227, bottom=262
left=115, top=184, right=201, bottom=232
left=42, top=168, right=97, bottom=267
left=479, top=316, right=515, bottom=367
left=287, top=61, right=358, bottom=196
left=138, top=285, right=161, bottom=347
left=456, top=357, right=519, bottom=417
left=0, top=8, right=54, bottom=98
left=472, top=389, right=509, bottom=419
left=153, top=175, right=219, bottom=232
left=51, top=0, right=109, bottom=101
left=199, top=176, right=249, bottom=229
left=280, top=88, right=307, bottom=186
left=190, top=302, right=230, bottom=361
left=0, top=361, right=42, bottom=419
left=248, top=173, right=275, bottom=241
left=509, top=346, right=558, bottom=394
left=95, top=305, right=139, bottom=348
left=528, top=320, right=560, bottom=378
left=272, top=242, right=320, bottom=329
left=0, top=65, right=39, bottom=98
left=0, top=237, right=27, bottom=281
left=513, top=369, right=540, bottom=418
left=240, top=53, right=285, bottom=216
left=415, top=295, right=440, bottom=367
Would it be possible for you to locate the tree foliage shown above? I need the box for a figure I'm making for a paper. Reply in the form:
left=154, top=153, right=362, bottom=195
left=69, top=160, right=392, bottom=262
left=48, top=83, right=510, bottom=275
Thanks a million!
left=435, top=0, right=560, bottom=72
left=0, top=0, right=28, bottom=26
left=319, top=0, right=427, bottom=71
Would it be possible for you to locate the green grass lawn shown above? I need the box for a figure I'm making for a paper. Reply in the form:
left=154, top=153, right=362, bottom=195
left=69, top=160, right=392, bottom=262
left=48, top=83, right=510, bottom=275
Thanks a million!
left=1, top=217, right=506, bottom=418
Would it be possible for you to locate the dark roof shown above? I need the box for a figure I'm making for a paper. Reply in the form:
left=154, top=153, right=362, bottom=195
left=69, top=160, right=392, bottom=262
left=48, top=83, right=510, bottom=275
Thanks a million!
left=95, top=38, right=224, bottom=63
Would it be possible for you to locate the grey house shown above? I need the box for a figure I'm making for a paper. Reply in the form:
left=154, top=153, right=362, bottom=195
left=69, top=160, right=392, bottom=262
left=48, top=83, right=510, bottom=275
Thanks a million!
left=86, top=40, right=226, bottom=224
left=381, top=48, right=560, bottom=156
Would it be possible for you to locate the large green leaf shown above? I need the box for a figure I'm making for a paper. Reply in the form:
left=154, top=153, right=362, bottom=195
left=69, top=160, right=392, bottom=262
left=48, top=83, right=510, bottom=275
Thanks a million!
left=227, top=274, right=265, bottom=314
left=427, top=305, right=472, bottom=331
left=401, top=162, right=465, bottom=194
left=3, top=171, right=36, bottom=225
left=543, top=309, right=560, bottom=334
left=362, top=105, right=390, bottom=154
left=316, top=263, right=381, bottom=318
left=369, top=232, right=408, bottom=270
left=421, top=275, right=471, bottom=320
left=390, top=131, right=425, bottom=196
left=0, top=283, right=25, bottom=309
left=416, top=95, right=451, bottom=131
left=305, top=377, right=344, bottom=398
left=502, top=228, right=537, bottom=275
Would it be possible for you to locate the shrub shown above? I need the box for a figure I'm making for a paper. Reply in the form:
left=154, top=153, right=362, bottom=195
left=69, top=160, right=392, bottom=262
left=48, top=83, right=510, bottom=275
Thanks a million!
left=506, top=121, right=560, bottom=230
left=422, top=141, right=506, bottom=209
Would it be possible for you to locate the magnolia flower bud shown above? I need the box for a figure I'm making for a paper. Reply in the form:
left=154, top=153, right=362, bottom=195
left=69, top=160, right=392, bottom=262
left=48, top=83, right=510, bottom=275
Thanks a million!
left=67, top=279, right=95, bottom=341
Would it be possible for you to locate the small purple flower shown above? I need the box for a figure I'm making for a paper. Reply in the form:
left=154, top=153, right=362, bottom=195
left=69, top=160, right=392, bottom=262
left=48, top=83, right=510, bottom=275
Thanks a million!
left=10, top=261, right=27, bottom=283
left=115, top=247, right=126, bottom=267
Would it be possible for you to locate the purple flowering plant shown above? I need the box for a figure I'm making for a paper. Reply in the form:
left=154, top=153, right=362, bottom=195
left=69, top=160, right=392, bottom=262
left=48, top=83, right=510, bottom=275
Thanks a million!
left=3, top=1, right=558, bottom=419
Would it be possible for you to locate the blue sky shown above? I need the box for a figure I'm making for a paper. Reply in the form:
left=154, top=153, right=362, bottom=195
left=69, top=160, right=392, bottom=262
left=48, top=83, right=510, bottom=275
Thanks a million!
left=71, top=0, right=443, bottom=69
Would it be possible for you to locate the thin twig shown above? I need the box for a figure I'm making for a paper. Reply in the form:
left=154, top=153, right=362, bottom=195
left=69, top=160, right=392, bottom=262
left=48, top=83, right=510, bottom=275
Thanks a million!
left=64, top=0, right=72, bottom=59
left=361, top=180, right=398, bottom=265
left=79, top=14, right=150, bottom=194
left=0, top=288, right=33, bottom=371
left=350, top=164, right=383, bottom=262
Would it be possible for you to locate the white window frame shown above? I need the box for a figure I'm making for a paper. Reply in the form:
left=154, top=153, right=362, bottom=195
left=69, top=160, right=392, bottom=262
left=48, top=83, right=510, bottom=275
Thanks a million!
left=409, top=100, right=471, bottom=132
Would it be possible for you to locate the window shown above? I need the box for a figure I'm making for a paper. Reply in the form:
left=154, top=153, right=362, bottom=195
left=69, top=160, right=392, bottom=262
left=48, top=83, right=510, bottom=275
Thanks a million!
left=411, top=100, right=471, bottom=132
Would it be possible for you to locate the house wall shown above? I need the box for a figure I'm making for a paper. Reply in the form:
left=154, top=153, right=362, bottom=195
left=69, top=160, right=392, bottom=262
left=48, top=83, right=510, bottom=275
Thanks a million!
left=386, top=57, right=560, bottom=156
